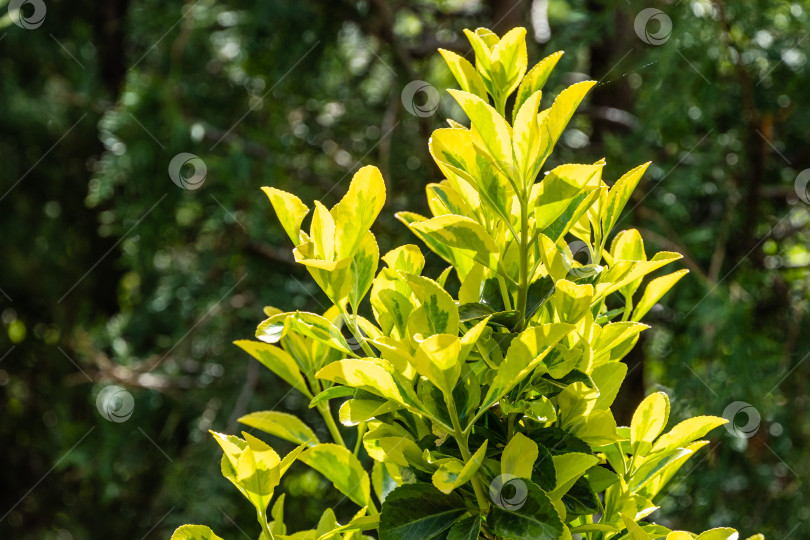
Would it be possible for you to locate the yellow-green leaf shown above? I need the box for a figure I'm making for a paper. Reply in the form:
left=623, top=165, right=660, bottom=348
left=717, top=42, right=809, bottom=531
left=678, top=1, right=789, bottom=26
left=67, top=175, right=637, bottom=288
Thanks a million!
left=330, top=165, right=386, bottom=259
left=603, top=162, right=650, bottom=235
left=552, top=280, right=594, bottom=324
left=262, top=187, right=309, bottom=244
left=631, top=392, right=670, bottom=455
left=490, top=27, right=527, bottom=98
left=300, top=443, right=371, bottom=507
left=481, top=323, right=574, bottom=411
left=400, top=272, right=460, bottom=337
left=512, top=90, right=544, bottom=186
left=432, top=440, right=488, bottom=494
left=543, top=81, right=596, bottom=150
left=549, top=452, right=600, bottom=500
left=349, top=231, right=379, bottom=313
left=650, top=416, right=728, bottom=456
left=316, top=358, right=417, bottom=408
left=409, top=215, right=500, bottom=274
left=501, top=432, right=538, bottom=479
left=234, top=339, right=310, bottom=397
left=396, top=211, right=475, bottom=280
left=447, top=89, right=514, bottom=176
left=382, top=244, right=425, bottom=274
left=632, top=269, right=689, bottom=321
left=439, top=48, right=488, bottom=100
left=171, top=525, right=226, bottom=540
left=695, top=528, right=739, bottom=540
left=238, top=411, right=319, bottom=447
left=412, top=334, right=462, bottom=398
left=514, top=51, right=564, bottom=123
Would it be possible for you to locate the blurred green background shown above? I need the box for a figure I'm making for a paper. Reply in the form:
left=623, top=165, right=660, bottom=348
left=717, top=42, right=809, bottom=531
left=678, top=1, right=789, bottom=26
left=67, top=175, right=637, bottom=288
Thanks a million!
left=1, top=0, right=808, bottom=537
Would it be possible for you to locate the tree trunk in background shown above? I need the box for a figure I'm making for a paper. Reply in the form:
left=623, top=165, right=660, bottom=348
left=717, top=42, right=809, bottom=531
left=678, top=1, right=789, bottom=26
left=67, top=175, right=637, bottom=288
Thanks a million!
left=487, top=0, right=528, bottom=35
left=586, top=0, right=634, bottom=146
left=584, top=1, right=645, bottom=424
left=612, top=335, right=646, bottom=425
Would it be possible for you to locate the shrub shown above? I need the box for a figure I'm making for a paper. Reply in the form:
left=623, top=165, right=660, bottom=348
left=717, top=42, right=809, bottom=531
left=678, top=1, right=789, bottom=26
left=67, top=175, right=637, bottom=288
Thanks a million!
left=173, top=27, right=758, bottom=540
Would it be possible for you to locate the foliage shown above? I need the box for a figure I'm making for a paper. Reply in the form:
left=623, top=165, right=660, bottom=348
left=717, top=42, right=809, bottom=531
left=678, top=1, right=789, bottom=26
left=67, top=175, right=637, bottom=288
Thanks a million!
left=175, top=27, right=756, bottom=540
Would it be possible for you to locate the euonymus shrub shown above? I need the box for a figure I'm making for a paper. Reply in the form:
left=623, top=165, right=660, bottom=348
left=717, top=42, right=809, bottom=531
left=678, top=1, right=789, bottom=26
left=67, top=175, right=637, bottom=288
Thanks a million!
left=174, top=27, right=760, bottom=540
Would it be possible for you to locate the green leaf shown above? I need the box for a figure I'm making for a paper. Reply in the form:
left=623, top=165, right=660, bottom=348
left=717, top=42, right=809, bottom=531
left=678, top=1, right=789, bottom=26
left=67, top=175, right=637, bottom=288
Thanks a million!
left=603, top=162, right=650, bottom=235
left=562, top=476, right=599, bottom=515
left=432, top=440, right=488, bottom=494
left=339, top=398, right=402, bottom=426
left=532, top=163, right=602, bottom=232
left=429, top=128, right=515, bottom=229
left=530, top=443, right=557, bottom=491
left=543, top=80, right=597, bottom=151
left=234, top=340, right=310, bottom=397
left=650, top=416, right=728, bottom=456
left=490, top=27, right=528, bottom=99
left=632, top=269, right=689, bottom=321
left=552, top=279, right=594, bottom=324
left=593, top=322, right=649, bottom=362
left=382, top=244, right=425, bottom=274
left=514, top=51, right=564, bottom=123
left=526, top=275, right=555, bottom=321
left=270, top=493, right=286, bottom=535
left=409, top=215, right=500, bottom=275
left=413, top=334, right=462, bottom=398
left=256, top=311, right=356, bottom=357
left=591, top=361, right=628, bottom=411
left=316, top=514, right=380, bottom=540
left=349, top=231, right=379, bottom=313
left=695, top=528, right=740, bottom=540
left=488, top=481, right=563, bottom=540
left=463, top=29, right=494, bottom=93
left=629, top=445, right=696, bottom=493
left=512, top=90, right=544, bottom=186
left=636, top=441, right=708, bottom=500
left=171, top=525, right=226, bottom=540
left=397, top=211, right=474, bottom=280
left=309, top=386, right=355, bottom=408
left=379, top=483, right=467, bottom=540
left=262, top=187, right=309, bottom=245
left=447, top=89, right=514, bottom=176
left=300, top=443, right=370, bottom=507
left=400, top=272, right=460, bottom=336
left=447, top=515, right=482, bottom=540
left=439, top=48, right=488, bottom=100
left=316, top=358, right=417, bottom=409
left=480, top=323, right=574, bottom=411
left=548, top=452, right=600, bottom=500
left=213, top=431, right=281, bottom=515
left=238, top=411, right=318, bottom=447
left=330, top=165, right=386, bottom=259
left=502, top=432, right=538, bottom=479
left=621, top=513, right=653, bottom=540
left=630, top=392, right=670, bottom=455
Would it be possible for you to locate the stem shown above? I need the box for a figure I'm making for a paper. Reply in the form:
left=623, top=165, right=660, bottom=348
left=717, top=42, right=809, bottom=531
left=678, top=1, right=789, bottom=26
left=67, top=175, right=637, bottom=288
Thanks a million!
left=447, top=398, right=490, bottom=513
left=258, top=510, right=275, bottom=540
left=515, top=197, right=530, bottom=332
left=506, top=413, right=516, bottom=441
left=353, top=421, right=367, bottom=456
left=317, top=402, right=346, bottom=447
left=341, top=306, right=376, bottom=358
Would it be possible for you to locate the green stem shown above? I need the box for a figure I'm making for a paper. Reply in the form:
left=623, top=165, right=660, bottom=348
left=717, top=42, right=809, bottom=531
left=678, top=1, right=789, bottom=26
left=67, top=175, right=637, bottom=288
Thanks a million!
left=341, top=306, right=376, bottom=358
left=353, top=421, right=367, bottom=457
left=506, top=413, right=516, bottom=441
left=447, top=398, right=490, bottom=513
left=258, top=510, right=275, bottom=540
left=515, top=197, right=530, bottom=332
left=317, top=402, right=346, bottom=447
